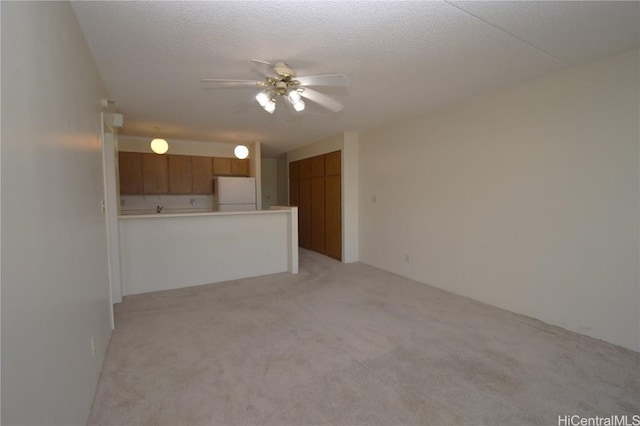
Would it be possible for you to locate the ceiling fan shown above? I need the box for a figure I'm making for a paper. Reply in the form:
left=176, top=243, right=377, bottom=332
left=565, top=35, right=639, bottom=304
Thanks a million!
left=201, top=60, right=348, bottom=114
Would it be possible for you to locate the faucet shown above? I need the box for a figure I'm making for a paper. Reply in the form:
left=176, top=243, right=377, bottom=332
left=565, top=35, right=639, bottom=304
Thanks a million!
left=156, top=205, right=164, bottom=213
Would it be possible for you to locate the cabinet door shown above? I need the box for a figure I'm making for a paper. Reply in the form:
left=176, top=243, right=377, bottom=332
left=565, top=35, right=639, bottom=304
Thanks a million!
left=289, top=161, right=299, bottom=181
left=311, top=155, right=325, bottom=177
left=289, top=180, right=299, bottom=206
left=213, top=157, right=232, bottom=176
left=299, top=158, right=311, bottom=179
left=118, top=152, right=143, bottom=194
left=325, top=174, right=342, bottom=261
left=231, top=158, right=249, bottom=176
left=325, top=150, right=341, bottom=176
left=192, top=156, right=212, bottom=194
left=311, top=176, right=325, bottom=253
left=142, top=153, right=169, bottom=194
left=298, top=178, right=312, bottom=249
left=168, top=155, right=193, bottom=194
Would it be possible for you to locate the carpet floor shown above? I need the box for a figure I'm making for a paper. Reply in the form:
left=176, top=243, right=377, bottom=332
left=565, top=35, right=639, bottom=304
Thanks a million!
left=89, top=249, right=639, bottom=425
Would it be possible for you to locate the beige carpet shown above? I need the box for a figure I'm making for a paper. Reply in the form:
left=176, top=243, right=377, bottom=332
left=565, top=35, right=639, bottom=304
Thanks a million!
left=89, top=249, right=639, bottom=425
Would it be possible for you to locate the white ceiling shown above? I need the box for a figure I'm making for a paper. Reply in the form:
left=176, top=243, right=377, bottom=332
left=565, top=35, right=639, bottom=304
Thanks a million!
left=71, top=1, right=639, bottom=157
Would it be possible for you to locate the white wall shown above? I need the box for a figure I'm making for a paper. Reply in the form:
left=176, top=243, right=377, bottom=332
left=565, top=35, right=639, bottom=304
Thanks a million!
left=342, top=132, right=359, bottom=263
left=1, top=2, right=113, bottom=424
left=276, top=156, right=288, bottom=205
left=119, top=210, right=297, bottom=295
left=287, top=132, right=359, bottom=263
left=287, top=134, right=344, bottom=163
left=359, top=50, right=640, bottom=351
left=261, top=158, right=278, bottom=209
left=249, top=142, right=262, bottom=209
left=120, top=194, right=214, bottom=215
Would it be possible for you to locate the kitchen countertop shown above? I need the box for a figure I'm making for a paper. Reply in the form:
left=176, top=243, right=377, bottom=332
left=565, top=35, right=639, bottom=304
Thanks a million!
left=119, top=209, right=293, bottom=219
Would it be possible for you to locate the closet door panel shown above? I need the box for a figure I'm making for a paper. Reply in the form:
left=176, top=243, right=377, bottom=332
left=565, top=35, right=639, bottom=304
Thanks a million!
left=289, top=161, right=299, bottom=181
left=289, top=180, right=299, bottom=207
left=325, top=150, right=341, bottom=176
left=311, top=155, right=325, bottom=177
left=311, top=176, right=325, bottom=253
left=298, top=178, right=312, bottom=249
left=299, top=158, right=311, bottom=179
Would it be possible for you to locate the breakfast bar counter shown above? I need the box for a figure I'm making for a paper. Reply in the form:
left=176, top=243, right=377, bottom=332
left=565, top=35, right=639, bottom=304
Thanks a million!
left=118, top=208, right=298, bottom=296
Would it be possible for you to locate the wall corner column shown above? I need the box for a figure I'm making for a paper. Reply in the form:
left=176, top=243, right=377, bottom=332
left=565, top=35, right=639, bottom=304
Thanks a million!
left=342, top=131, right=359, bottom=263
left=250, top=142, right=262, bottom=210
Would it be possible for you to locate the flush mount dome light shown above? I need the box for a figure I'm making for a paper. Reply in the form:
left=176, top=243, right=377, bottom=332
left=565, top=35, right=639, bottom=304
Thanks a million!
left=234, top=145, right=249, bottom=159
left=150, top=138, right=168, bottom=154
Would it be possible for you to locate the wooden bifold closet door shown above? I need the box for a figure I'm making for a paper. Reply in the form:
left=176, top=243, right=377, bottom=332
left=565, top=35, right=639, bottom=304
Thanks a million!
left=289, top=151, right=341, bottom=261
left=310, top=155, right=325, bottom=253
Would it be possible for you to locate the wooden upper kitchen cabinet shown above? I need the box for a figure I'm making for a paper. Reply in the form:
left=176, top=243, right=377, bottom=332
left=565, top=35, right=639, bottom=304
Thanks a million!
left=118, top=151, right=143, bottom=194
left=120, top=153, right=244, bottom=195
left=231, top=158, right=250, bottom=176
left=213, top=157, right=250, bottom=177
left=168, top=155, right=193, bottom=194
left=191, top=156, right=212, bottom=194
left=212, top=157, right=232, bottom=176
left=142, top=153, right=169, bottom=194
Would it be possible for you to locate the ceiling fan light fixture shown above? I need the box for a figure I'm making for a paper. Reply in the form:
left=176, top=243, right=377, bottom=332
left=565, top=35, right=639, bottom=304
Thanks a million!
left=293, top=99, right=305, bottom=112
left=264, top=99, right=276, bottom=114
left=287, top=90, right=302, bottom=104
left=255, top=90, right=269, bottom=107
left=202, top=59, right=347, bottom=115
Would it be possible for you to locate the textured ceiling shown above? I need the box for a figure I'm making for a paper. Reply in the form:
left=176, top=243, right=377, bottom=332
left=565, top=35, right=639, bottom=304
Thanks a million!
left=71, top=1, right=639, bottom=157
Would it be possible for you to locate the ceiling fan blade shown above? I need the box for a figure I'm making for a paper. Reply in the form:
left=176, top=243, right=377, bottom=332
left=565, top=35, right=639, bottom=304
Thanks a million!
left=299, top=88, right=344, bottom=113
left=251, top=59, right=273, bottom=67
left=200, top=79, right=260, bottom=87
left=296, top=74, right=348, bottom=87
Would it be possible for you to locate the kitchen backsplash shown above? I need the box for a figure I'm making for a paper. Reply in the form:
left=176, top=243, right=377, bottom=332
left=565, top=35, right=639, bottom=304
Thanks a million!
left=120, top=194, right=214, bottom=215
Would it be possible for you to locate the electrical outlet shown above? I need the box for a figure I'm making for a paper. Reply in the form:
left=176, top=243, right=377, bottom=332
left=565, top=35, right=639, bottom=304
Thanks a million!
left=190, top=198, right=196, bottom=206
left=372, top=195, right=377, bottom=203
left=404, top=255, right=410, bottom=263
left=90, top=335, right=96, bottom=357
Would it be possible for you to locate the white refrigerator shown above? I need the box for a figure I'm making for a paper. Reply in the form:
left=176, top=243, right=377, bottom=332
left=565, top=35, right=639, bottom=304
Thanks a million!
left=213, top=177, right=257, bottom=212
